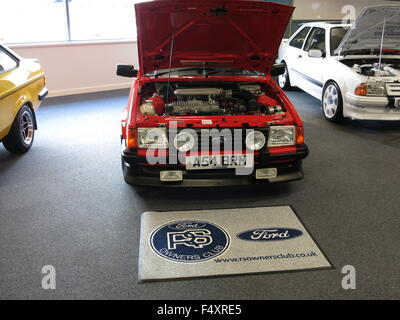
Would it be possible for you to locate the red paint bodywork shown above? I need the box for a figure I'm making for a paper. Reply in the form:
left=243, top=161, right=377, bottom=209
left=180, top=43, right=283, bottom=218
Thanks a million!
left=121, top=0, right=306, bottom=175
left=135, top=0, right=294, bottom=75
left=122, top=75, right=303, bottom=144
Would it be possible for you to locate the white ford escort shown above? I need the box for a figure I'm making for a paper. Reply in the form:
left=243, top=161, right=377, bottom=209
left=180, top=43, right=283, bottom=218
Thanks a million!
left=277, top=6, right=400, bottom=121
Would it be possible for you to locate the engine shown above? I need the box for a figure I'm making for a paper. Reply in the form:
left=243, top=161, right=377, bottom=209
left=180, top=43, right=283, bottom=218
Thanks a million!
left=167, top=97, right=221, bottom=115
left=352, top=63, right=400, bottom=77
left=139, top=82, right=285, bottom=116
left=167, top=87, right=242, bottom=116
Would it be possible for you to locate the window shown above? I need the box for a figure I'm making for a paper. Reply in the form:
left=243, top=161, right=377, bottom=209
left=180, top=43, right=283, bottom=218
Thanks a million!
left=304, top=28, right=326, bottom=53
left=68, top=0, right=137, bottom=41
left=0, top=48, right=18, bottom=73
left=0, top=0, right=142, bottom=44
left=0, top=0, right=68, bottom=44
left=330, top=27, right=349, bottom=55
left=289, top=27, right=311, bottom=49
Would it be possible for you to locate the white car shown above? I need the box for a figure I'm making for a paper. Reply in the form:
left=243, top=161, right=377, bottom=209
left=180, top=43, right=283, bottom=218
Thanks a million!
left=277, top=6, right=400, bottom=121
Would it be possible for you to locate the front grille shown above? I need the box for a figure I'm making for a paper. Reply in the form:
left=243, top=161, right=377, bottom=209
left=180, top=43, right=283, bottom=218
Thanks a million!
left=386, top=82, right=400, bottom=96
left=170, top=127, right=269, bottom=152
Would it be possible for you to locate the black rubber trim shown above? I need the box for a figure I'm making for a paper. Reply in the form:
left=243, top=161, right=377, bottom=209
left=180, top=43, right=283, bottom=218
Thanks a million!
left=259, top=145, right=309, bottom=162
left=122, top=144, right=309, bottom=166
left=386, top=97, right=399, bottom=109
left=38, top=88, right=49, bottom=101
left=123, top=161, right=304, bottom=187
left=290, top=68, right=323, bottom=88
left=121, top=143, right=309, bottom=187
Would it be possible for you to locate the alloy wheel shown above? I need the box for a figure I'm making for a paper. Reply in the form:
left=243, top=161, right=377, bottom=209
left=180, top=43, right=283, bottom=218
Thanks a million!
left=323, top=84, right=339, bottom=118
left=20, top=110, right=34, bottom=145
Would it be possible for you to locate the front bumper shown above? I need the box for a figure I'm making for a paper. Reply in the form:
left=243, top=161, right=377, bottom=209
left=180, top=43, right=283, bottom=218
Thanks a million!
left=344, top=93, right=400, bottom=120
left=122, top=145, right=309, bottom=187
left=38, top=88, right=49, bottom=101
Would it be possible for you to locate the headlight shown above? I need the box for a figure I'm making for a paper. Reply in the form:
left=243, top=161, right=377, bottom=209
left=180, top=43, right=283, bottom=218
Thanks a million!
left=367, top=82, right=386, bottom=96
left=245, top=131, right=266, bottom=151
left=355, top=82, right=386, bottom=96
left=174, top=131, right=195, bottom=152
left=268, top=126, right=296, bottom=147
left=137, top=128, right=168, bottom=148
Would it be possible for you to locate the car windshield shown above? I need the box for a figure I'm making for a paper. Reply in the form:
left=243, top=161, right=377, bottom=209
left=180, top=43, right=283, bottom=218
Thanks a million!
left=330, top=27, right=350, bottom=55
left=145, top=67, right=265, bottom=78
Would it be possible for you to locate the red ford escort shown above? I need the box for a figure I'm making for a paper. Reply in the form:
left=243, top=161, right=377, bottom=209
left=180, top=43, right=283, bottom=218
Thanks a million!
left=118, top=0, right=309, bottom=187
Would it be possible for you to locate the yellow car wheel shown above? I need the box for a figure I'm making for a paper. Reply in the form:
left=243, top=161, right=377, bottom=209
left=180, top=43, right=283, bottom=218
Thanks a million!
left=2, top=105, right=35, bottom=153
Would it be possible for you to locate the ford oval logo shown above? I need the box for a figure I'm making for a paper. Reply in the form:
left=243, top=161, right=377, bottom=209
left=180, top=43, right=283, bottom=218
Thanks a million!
left=168, top=222, right=207, bottom=230
left=237, top=228, right=303, bottom=241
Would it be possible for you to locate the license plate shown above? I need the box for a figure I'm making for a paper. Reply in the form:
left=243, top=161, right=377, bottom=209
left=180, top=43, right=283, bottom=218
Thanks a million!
left=186, top=154, right=253, bottom=170
left=395, top=98, right=400, bottom=109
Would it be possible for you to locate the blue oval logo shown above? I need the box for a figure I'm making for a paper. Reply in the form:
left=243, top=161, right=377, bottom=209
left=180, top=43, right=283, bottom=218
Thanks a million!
left=150, top=220, right=230, bottom=263
left=237, top=228, right=303, bottom=242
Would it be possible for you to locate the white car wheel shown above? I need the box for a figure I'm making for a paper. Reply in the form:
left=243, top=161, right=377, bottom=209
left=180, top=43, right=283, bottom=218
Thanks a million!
left=278, top=63, right=292, bottom=90
left=322, top=82, right=343, bottom=122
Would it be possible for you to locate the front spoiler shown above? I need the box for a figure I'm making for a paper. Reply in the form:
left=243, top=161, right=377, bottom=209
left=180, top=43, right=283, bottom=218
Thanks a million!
left=344, top=93, right=400, bottom=120
left=123, top=163, right=304, bottom=187
left=121, top=144, right=309, bottom=187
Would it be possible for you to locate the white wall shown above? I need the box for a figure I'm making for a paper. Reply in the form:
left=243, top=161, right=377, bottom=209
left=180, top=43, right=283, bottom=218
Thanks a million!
left=293, top=0, right=392, bottom=20
left=8, top=0, right=395, bottom=98
left=10, top=40, right=139, bottom=98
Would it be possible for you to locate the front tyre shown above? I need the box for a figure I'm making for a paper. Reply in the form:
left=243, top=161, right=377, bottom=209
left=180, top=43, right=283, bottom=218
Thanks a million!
left=322, top=81, right=343, bottom=122
left=278, top=62, right=292, bottom=90
left=2, top=105, right=35, bottom=153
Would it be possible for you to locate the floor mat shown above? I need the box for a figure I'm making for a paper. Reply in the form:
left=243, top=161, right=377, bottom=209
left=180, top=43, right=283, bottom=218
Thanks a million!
left=139, top=206, right=332, bottom=281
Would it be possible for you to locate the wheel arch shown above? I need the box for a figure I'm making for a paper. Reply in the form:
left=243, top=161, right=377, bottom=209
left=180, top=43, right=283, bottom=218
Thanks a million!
left=24, top=101, right=38, bottom=130
left=12, top=99, right=37, bottom=131
left=321, top=79, right=344, bottom=122
left=323, top=78, right=345, bottom=95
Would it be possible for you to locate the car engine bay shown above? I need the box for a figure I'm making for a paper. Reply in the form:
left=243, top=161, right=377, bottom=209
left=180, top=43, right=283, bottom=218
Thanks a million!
left=139, top=82, right=285, bottom=117
left=342, top=59, right=400, bottom=77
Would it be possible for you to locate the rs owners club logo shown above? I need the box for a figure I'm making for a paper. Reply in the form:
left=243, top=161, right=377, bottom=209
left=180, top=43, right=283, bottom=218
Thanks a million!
left=150, top=220, right=230, bottom=263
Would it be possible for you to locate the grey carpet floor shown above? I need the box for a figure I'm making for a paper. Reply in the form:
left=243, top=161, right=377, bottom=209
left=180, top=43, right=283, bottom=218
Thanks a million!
left=0, top=88, right=399, bottom=299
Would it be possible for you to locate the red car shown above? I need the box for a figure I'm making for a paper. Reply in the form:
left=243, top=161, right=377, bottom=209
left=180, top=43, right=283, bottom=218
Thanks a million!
left=118, top=0, right=309, bottom=187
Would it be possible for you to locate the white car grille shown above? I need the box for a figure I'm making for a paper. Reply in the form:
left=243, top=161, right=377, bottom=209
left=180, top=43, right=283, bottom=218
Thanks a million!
left=385, top=82, right=400, bottom=96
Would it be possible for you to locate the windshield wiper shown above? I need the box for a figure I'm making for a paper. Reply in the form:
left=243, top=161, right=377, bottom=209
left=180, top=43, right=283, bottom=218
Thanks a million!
left=149, top=67, right=217, bottom=78
left=342, top=48, right=400, bottom=56
left=204, top=68, right=262, bottom=77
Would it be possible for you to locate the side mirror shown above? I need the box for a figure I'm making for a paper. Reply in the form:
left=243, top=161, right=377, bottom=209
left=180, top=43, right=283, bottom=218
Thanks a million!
left=116, top=64, right=138, bottom=78
left=308, top=49, right=323, bottom=58
left=271, top=63, right=285, bottom=77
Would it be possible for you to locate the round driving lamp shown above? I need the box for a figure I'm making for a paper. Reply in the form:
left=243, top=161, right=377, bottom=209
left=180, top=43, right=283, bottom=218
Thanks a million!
left=245, top=131, right=266, bottom=151
left=174, top=131, right=195, bottom=152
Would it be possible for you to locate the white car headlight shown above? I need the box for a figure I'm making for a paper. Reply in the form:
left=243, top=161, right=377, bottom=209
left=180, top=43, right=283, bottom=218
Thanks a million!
left=174, top=131, right=195, bottom=152
left=367, top=82, right=386, bottom=96
left=138, top=128, right=168, bottom=148
left=355, top=82, right=387, bottom=96
left=268, top=126, right=296, bottom=147
left=245, top=131, right=266, bottom=151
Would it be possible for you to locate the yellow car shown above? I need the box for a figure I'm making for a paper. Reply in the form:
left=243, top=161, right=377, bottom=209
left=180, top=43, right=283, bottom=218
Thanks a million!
left=0, top=44, right=47, bottom=153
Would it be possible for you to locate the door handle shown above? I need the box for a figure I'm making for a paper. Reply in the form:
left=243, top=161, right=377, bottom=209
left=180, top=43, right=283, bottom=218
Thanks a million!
left=298, top=55, right=303, bottom=58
